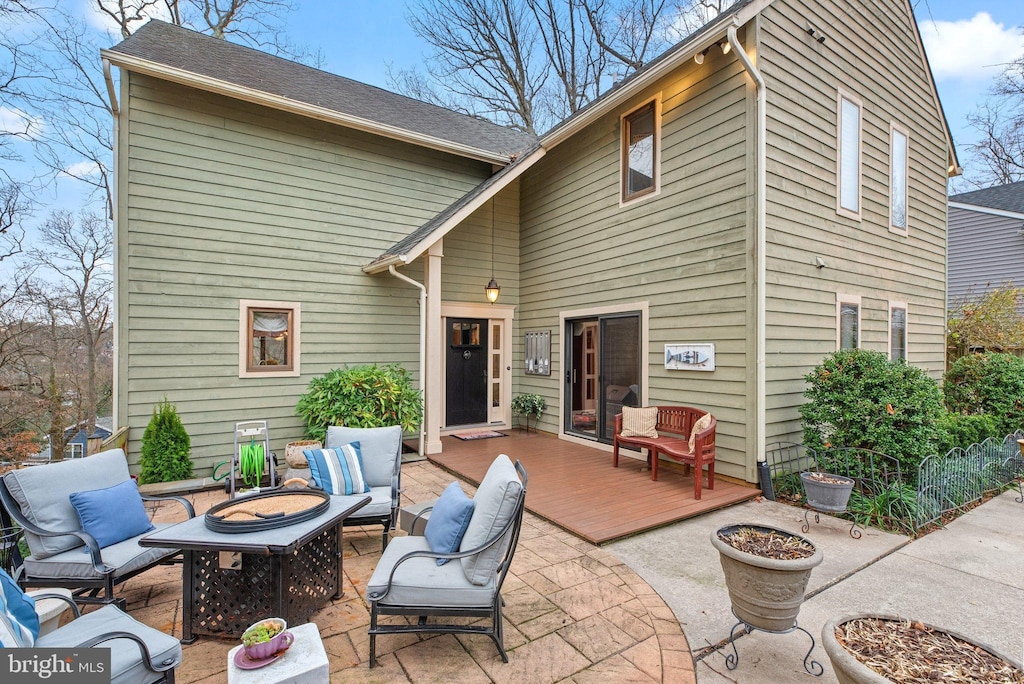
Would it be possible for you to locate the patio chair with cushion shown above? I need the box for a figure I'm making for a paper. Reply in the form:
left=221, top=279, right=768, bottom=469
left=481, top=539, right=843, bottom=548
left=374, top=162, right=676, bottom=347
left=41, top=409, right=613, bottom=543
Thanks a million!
left=0, top=448, right=195, bottom=608
left=1, top=568, right=181, bottom=683
left=315, top=425, right=403, bottom=550
left=366, top=454, right=527, bottom=667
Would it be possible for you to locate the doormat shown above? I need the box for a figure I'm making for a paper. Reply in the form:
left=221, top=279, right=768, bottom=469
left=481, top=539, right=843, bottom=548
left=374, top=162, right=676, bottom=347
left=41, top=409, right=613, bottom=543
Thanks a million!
left=453, top=431, right=508, bottom=441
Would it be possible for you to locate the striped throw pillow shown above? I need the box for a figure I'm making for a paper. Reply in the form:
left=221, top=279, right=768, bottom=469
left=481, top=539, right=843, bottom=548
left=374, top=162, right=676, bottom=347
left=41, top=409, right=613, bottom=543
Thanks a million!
left=689, top=413, right=713, bottom=452
left=620, top=406, right=658, bottom=438
left=0, top=568, right=39, bottom=648
left=303, top=443, right=370, bottom=495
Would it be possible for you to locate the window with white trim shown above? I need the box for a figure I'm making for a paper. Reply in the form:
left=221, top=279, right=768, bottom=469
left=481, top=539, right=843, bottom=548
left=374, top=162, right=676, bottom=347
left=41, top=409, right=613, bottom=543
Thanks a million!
left=837, top=92, right=862, bottom=219
left=836, top=294, right=861, bottom=350
left=621, top=99, right=660, bottom=203
left=889, top=123, right=909, bottom=233
left=239, top=300, right=301, bottom=377
left=889, top=301, right=907, bottom=361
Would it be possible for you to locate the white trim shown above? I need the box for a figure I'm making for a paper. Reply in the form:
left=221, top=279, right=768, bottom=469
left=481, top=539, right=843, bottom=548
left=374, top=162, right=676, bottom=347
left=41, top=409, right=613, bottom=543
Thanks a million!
left=888, top=300, right=908, bottom=361
left=836, top=293, right=861, bottom=350
left=949, top=202, right=1024, bottom=221
left=440, top=302, right=516, bottom=430
left=557, top=301, right=649, bottom=444
left=238, top=299, right=301, bottom=378
left=889, top=121, right=910, bottom=235
left=619, top=95, right=663, bottom=207
left=836, top=90, right=863, bottom=220
left=101, top=51, right=512, bottom=166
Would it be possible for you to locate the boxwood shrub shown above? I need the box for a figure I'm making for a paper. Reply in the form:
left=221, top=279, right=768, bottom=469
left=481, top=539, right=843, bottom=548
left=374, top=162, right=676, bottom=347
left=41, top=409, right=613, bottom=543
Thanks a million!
left=943, top=352, right=1024, bottom=437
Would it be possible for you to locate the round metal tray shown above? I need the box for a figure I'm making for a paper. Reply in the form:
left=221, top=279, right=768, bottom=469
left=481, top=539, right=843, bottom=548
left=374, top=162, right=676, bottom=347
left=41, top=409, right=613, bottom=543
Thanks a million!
left=204, top=488, right=330, bottom=534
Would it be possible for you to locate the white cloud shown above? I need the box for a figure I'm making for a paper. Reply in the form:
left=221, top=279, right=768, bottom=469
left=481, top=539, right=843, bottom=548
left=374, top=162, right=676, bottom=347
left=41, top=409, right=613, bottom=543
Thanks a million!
left=0, top=107, right=45, bottom=139
left=62, top=161, right=103, bottom=178
left=919, top=12, right=1024, bottom=82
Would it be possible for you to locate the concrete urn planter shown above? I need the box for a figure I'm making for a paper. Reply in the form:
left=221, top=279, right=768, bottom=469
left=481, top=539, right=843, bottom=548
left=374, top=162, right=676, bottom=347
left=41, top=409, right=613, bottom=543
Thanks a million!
left=711, top=524, right=824, bottom=632
left=801, top=472, right=855, bottom=513
left=822, top=613, right=1024, bottom=684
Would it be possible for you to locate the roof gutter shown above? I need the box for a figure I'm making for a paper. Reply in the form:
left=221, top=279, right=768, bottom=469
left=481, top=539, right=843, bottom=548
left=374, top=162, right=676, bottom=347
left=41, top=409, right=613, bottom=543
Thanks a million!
left=100, top=50, right=515, bottom=166
left=727, top=24, right=768, bottom=471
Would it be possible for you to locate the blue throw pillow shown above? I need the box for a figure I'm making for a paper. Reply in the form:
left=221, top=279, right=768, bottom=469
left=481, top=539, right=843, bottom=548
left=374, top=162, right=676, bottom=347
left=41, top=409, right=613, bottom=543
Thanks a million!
left=424, top=482, right=475, bottom=566
left=69, top=480, right=155, bottom=550
left=303, top=442, right=371, bottom=495
left=0, top=568, right=39, bottom=647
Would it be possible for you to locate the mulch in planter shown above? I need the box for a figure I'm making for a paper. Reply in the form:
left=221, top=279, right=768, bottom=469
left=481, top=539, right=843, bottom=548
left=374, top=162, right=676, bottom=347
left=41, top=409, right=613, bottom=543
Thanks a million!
left=717, top=527, right=815, bottom=560
left=835, top=617, right=1024, bottom=683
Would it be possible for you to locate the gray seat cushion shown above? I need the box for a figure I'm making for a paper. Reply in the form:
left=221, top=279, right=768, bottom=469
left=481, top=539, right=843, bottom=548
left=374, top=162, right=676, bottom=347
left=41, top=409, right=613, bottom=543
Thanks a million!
left=459, top=454, right=523, bottom=586
left=37, top=605, right=180, bottom=684
left=22, top=524, right=179, bottom=580
left=325, top=426, right=401, bottom=488
left=367, top=536, right=496, bottom=608
left=345, top=486, right=394, bottom=520
left=4, top=449, right=133, bottom=558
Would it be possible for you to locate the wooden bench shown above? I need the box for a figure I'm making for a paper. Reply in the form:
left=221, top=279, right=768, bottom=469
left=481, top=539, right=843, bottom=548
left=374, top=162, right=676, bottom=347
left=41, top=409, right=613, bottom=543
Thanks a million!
left=612, top=405, right=717, bottom=500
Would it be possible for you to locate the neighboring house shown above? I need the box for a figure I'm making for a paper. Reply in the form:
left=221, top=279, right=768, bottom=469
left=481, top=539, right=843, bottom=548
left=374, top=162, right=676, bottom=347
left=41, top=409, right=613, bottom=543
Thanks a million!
left=103, top=0, right=957, bottom=486
left=947, top=180, right=1024, bottom=309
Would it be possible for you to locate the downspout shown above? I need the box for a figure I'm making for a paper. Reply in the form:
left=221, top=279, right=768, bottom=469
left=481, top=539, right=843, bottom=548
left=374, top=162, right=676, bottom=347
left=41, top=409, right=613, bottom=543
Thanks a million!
left=388, top=265, right=426, bottom=456
left=103, top=58, right=120, bottom=430
left=727, top=26, right=768, bottom=469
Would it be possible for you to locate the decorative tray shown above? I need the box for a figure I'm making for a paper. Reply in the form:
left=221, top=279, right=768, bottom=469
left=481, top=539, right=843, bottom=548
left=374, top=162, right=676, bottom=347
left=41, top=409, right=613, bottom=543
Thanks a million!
left=205, top=489, right=330, bottom=533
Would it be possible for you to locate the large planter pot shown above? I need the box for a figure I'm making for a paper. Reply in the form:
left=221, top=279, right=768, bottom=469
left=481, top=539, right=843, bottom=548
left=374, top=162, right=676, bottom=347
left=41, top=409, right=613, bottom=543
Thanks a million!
left=822, top=613, right=1024, bottom=684
left=711, top=524, right=824, bottom=631
left=801, top=472, right=855, bottom=513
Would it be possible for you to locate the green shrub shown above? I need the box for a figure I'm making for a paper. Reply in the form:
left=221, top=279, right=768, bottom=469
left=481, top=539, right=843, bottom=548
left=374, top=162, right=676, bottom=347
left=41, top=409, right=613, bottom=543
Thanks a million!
left=934, top=412, right=1002, bottom=454
left=943, top=352, right=1024, bottom=437
left=296, top=364, right=423, bottom=442
left=511, top=394, right=545, bottom=417
left=800, top=350, right=944, bottom=474
left=139, top=398, right=193, bottom=484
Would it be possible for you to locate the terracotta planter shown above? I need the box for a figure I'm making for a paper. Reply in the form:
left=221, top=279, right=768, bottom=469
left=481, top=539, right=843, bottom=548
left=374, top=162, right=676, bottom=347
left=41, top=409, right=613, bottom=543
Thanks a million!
left=711, top=524, right=823, bottom=631
left=801, top=472, right=855, bottom=513
left=822, top=613, right=1023, bottom=684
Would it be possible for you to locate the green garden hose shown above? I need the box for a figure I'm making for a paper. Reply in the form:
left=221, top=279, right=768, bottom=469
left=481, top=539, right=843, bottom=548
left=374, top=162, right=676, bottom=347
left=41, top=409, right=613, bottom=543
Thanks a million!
left=239, top=438, right=265, bottom=488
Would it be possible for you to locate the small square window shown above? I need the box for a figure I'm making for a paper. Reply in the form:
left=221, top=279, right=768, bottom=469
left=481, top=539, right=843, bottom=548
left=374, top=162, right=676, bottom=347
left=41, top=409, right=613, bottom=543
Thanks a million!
left=239, top=300, right=300, bottom=377
left=836, top=294, right=861, bottom=350
left=621, top=100, right=659, bottom=203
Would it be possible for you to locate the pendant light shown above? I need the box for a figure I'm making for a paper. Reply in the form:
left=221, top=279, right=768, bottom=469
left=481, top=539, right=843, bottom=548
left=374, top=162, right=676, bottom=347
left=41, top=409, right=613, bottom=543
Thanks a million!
left=485, top=198, right=501, bottom=303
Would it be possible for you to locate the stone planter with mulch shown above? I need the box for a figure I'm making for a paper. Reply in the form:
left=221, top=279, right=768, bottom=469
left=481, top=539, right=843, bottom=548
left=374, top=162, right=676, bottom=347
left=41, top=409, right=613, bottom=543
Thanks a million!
left=822, top=613, right=1024, bottom=684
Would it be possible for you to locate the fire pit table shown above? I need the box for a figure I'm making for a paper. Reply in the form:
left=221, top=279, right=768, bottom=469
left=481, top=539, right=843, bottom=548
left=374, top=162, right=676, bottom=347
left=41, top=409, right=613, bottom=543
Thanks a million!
left=141, top=492, right=369, bottom=642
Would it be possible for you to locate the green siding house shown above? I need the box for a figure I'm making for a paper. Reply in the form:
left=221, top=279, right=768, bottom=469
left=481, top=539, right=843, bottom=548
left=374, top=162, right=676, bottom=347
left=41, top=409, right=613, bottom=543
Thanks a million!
left=103, top=0, right=957, bottom=485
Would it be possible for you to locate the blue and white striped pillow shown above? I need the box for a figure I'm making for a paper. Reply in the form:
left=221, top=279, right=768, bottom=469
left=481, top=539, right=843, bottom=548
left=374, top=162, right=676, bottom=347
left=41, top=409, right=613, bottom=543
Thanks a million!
left=303, top=442, right=370, bottom=495
left=0, top=568, right=39, bottom=648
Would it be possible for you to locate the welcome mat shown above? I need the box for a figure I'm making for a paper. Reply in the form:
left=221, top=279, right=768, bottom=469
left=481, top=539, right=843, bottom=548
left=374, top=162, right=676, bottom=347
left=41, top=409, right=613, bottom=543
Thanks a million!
left=452, top=431, right=508, bottom=441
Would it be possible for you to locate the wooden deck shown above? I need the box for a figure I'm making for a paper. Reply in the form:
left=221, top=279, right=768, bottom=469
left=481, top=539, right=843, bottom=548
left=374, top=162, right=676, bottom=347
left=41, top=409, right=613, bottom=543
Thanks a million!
left=428, top=430, right=759, bottom=545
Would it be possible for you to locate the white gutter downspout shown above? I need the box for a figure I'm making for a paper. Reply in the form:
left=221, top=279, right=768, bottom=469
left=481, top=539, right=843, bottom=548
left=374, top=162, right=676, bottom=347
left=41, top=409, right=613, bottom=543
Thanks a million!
left=388, top=265, right=426, bottom=456
left=103, top=57, right=120, bottom=430
left=727, top=25, right=768, bottom=470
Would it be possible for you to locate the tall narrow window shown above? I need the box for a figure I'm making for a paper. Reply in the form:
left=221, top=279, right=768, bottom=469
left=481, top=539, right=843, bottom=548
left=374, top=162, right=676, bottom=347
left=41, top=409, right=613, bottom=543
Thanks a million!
left=889, top=302, right=907, bottom=361
left=837, top=92, right=862, bottom=218
left=621, top=101, right=658, bottom=202
left=837, top=294, right=861, bottom=350
left=890, top=124, right=909, bottom=233
left=239, top=300, right=301, bottom=377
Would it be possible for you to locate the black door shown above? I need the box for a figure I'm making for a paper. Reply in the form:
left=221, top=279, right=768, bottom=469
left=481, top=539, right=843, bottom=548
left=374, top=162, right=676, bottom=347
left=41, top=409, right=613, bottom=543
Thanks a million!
left=446, top=318, right=489, bottom=425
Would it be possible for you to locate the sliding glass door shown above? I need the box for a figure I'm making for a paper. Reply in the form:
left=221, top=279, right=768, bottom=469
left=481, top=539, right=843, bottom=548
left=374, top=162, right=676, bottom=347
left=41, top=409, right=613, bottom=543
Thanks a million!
left=565, top=313, right=641, bottom=442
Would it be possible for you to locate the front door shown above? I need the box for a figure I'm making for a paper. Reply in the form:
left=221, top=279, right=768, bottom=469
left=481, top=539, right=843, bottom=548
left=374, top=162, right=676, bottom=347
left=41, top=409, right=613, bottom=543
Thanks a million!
left=446, top=318, right=489, bottom=426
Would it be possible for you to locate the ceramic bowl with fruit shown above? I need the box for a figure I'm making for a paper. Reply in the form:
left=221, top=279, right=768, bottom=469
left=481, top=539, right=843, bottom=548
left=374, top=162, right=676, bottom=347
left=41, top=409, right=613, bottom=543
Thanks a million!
left=241, top=618, right=293, bottom=660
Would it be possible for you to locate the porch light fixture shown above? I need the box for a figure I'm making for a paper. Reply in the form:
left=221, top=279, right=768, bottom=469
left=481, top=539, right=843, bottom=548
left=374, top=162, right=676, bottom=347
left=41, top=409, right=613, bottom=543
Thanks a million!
left=719, top=40, right=731, bottom=55
left=485, top=199, right=501, bottom=303
left=694, top=48, right=708, bottom=64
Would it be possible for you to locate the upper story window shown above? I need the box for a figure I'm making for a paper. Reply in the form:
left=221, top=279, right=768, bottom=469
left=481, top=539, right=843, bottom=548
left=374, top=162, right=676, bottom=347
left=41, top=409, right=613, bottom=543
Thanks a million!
left=889, top=301, right=907, bottom=361
left=239, top=300, right=301, bottom=378
left=890, top=123, right=909, bottom=233
left=837, top=91, right=862, bottom=219
left=837, top=293, right=861, bottom=350
left=621, top=99, right=660, bottom=204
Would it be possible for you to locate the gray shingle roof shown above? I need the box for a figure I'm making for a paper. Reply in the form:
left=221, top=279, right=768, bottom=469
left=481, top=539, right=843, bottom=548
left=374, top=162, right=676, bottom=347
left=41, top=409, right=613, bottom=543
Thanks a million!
left=107, top=20, right=536, bottom=159
left=950, top=180, right=1024, bottom=215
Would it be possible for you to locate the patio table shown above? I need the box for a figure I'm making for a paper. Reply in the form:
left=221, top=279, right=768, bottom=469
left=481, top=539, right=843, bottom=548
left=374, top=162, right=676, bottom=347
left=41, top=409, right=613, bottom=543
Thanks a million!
left=141, top=493, right=369, bottom=642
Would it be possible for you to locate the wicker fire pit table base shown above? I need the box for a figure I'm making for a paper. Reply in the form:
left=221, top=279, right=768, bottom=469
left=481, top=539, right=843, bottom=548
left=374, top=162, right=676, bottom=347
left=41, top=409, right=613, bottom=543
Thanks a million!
left=141, top=494, right=370, bottom=642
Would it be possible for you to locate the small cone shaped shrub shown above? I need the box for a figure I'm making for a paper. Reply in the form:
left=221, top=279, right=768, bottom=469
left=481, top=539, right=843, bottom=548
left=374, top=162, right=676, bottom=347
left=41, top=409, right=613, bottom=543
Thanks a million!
left=139, top=398, right=193, bottom=484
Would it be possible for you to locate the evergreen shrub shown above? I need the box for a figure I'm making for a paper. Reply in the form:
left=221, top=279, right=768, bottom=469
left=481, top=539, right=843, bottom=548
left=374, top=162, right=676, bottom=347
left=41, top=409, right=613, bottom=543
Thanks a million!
left=943, top=352, right=1024, bottom=437
left=139, top=398, right=193, bottom=484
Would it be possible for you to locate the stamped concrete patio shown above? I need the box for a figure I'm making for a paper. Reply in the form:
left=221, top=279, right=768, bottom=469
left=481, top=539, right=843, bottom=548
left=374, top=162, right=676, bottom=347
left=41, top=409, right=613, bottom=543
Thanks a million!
left=129, top=459, right=697, bottom=683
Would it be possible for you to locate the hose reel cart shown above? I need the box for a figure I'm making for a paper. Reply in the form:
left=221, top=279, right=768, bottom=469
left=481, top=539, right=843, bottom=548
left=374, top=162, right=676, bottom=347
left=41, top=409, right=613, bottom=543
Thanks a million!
left=229, top=420, right=276, bottom=499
